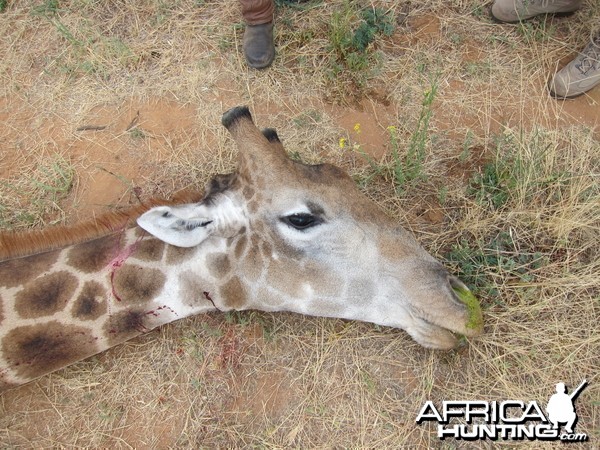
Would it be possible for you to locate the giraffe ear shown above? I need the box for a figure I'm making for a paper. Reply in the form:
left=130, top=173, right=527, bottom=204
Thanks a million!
left=136, top=204, right=216, bottom=247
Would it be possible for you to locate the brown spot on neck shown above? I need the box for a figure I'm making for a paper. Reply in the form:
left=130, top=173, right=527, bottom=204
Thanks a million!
left=165, top=245, right=197, bottom=264
left=242, top=242, right=263, bottom=282
left=0, top=249, right=60, bottom=289
left=103, top=309, right=150, bottom=346
left=66, top=234, right=123, bottom=274
left=1, top=321, right=99, bottom=380
left=260, top=240, right=273, bottom=257
left=112, top=264, right=166, bottom=305
left=179, top=271, right=214, bottom=308
left=220, top=276, right=248, bottom=309
left=15, top=271, right=78, bottom=319
left=377, top=229, right=425, bottom=262
left=242, top=185, right=255, bottom=200
left=72, top=281, right=107, bottom=320
left=234, top=234, right=248, bottom=259
left=132, top=238, right=165, bottom=262
left=265, top=259, right=306, bottom=299
left=207, top=253, right=231, bottom=279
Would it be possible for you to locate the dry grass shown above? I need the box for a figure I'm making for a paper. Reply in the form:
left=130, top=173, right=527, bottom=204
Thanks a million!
left=0, top=151, right=74, bottom=228
left=1, top=0, right=599, bottom=447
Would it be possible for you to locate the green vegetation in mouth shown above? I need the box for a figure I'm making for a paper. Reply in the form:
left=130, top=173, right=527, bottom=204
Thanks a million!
left=452, top=286, right=484, bottom=331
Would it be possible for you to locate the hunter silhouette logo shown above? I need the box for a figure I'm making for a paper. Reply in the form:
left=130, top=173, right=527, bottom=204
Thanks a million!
left=546, top=380, right=587, bottom=435
left=416, top=380, right=589, bottom=442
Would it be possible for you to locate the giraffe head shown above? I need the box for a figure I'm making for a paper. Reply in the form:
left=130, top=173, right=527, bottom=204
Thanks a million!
left=138, top=106, right=483, bottom=349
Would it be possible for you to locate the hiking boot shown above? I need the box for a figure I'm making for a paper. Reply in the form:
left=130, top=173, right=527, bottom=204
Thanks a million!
left=242, top=22, right=275, bottom=69
left=491, top=0, right=582, bottom=23
left=549, top=33, right=600, bottom=98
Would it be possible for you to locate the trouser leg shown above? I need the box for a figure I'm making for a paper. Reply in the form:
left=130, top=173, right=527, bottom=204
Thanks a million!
left=239, top=0, right=274, bottom=25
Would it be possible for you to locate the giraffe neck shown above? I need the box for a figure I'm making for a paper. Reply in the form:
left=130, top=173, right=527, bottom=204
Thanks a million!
left=0, top=224, right=223, bottom=391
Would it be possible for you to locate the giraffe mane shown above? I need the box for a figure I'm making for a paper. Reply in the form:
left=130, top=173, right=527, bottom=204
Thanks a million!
left=0, top=189, right=204, bottom=260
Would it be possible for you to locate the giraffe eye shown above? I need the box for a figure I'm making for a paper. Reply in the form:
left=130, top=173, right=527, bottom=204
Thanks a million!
left=282, top=213, right=320, bottom=230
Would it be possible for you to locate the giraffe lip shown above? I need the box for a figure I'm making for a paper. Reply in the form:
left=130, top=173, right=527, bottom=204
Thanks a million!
left=419, top=316, right=459, bottom=335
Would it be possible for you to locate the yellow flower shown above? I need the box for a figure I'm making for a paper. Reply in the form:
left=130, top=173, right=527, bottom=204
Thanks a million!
left=353, top=123, right=361, bottom=134
left=339, top=137, right=346, bottom=149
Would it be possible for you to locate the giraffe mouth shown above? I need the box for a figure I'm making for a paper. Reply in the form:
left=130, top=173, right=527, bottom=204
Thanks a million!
left=407, top=274, right=484, bottom=349
left=448, top=276, right=484, bottom=335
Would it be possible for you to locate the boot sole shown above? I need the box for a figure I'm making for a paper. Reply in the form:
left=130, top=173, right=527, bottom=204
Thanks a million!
left=246, top=52, right=275, bottom=70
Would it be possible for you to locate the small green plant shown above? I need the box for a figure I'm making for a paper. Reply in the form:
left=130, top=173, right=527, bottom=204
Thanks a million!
left=449, top=32, right=463, bottom=45
left=391, top=79, right=438, bottom=192
left=288, top=150, right=303, bottom=162
left=0, top=0, right=7, bottom=12
left=445, top=232, right=547, bottom=297
left=351, top=144, right=387, bottom=188
left=438, top=185, right=448, bottom=205
left=151, top=0, right=173, bottom=26
left=469, top=3, right=487, bottom=19
left=327, top=4, right=395, bottom=97
left=102, top=37, right=137, bottom=67
left=275, top=0, right=318, bottom=10
left=31, top=2, right=140, bottom=78
left=199, top=322, right=224, bottom=338
left=352, top=8, right=395, bottom=52
left=32, top=0, right=84, bottom=48
left=486, top=34, right=512, bottom=46
left=98, top=403, right=123, bottom=422
left=469, top=158, right=512, bottom=209
left=128, top=127, right=146, bottom=140
left=31, top=0, right=59, bottom=17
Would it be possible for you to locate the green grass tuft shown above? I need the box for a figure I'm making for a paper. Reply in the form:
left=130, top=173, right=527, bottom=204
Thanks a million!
left=468, top=130, right=571, bottom=210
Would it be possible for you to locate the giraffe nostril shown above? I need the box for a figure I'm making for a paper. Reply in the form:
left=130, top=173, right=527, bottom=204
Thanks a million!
left=448, top=275, right=467, bottom=291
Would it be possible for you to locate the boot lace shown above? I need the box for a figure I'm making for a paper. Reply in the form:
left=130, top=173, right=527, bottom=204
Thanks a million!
left=575, top=33, right=600, bottom=75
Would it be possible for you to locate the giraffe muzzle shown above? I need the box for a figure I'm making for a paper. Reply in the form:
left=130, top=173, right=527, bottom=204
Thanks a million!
left=448, top=276, right=484, bottom=337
